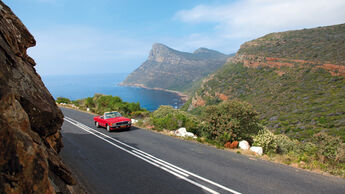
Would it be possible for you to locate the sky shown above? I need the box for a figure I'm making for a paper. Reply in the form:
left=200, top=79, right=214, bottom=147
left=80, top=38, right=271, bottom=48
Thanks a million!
left=3, top=0, right=345, bottom=75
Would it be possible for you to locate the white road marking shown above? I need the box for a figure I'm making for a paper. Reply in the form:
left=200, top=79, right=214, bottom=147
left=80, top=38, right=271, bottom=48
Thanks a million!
left=64, top=116, right=241, bottom=194
left=132, top=150, right=190, bottom=177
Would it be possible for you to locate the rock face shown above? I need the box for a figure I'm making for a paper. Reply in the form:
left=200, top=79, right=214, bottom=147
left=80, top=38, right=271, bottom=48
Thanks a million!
left=0, top=2, right=77, bottom=193
left=121, top=43, right=231, bottom=91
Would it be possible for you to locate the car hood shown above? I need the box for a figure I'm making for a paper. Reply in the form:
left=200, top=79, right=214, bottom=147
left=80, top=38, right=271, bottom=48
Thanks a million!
left=106, top=117, right=130, bottom=123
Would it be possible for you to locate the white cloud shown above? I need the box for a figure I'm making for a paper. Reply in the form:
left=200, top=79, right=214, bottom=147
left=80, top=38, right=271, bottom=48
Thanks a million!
left=175, top=0, right=345, bottom=51
left=28, top=26, right=151, bottom=75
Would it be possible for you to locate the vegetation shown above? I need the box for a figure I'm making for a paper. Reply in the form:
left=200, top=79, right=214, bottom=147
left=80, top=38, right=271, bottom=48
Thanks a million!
left=56, top=97, right=71, bottom=104
left=190, top=24, right=345, bottom=141
left=239, top=23, right=345, bottom=66
left=184, top=24, right=345, bottom=176
left=150, top=105, right=202, bottom=135
left=201, top=100, right=261, bottom=144
left=193, top=60, right=345, bottom=142
left=253, top=129, right=345, bottom=177
left=56, top=94, right=148, bottom=117
left=149, top=100, right=344, bottom=177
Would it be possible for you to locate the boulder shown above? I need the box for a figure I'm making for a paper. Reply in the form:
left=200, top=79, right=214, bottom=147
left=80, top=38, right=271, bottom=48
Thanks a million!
left=174, top=128, right=196, bottom=138
left=224, top=142, right=231, bottom=148
left=185, top=132, right=196, bottom=138
left=239, top=140, right=250, bottom=150
left=230, top=141, right=239, bottom=149
left=131, top=119, right=138, bottom=124
left=225, top=141, right=239, bottom=149
left=250, top=146, right=263, bottom=156
left=175, top=127, right=187, bottom=137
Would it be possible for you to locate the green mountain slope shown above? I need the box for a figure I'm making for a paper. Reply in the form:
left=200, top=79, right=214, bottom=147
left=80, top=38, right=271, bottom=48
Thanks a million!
left=121, top=43, right=231, bottom=92
left=239, top=23, right=345, bottom=66
left=190, top=24, right=345, bottom=141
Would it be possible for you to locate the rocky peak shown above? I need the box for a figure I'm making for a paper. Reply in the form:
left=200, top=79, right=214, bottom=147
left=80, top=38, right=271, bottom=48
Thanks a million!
left=148, top=43, right=181, bottom=62
left=121, top=43, right=230, bottom=91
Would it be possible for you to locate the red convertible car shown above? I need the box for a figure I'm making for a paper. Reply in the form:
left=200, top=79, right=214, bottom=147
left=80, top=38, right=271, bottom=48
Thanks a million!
left=94, top=111, right=131, bottom=132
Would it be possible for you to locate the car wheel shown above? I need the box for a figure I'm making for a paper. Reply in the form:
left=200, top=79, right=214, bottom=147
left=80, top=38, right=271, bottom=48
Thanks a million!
left=106, top=125, right=111, bottom=132
left=95, top=122, right=99, bottom=128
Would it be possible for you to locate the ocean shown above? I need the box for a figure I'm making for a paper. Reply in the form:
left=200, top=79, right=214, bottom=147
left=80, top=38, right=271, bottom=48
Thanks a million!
left=42, top=73, right=184, bottom=111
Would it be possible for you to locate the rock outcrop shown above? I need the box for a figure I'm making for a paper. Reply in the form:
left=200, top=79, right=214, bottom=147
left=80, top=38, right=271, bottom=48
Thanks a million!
left=0, top=2, right=79, bottom=193
left=121, top=43, right=232, bottom=91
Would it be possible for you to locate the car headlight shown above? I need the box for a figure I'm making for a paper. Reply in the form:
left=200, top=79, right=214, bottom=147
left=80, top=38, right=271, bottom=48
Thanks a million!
left=128, top=121, right=131, bottom=124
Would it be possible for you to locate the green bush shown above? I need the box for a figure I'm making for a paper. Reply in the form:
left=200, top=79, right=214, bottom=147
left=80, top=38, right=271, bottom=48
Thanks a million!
left=131, top=110, right=150, bottom=118
left=71, top=100, right=80, bottom=106
left=151, top=106, right=201, bottom=134
left=336, top=143, right=345, bottom=164
left=202, top=100, right=261, bottom=144
left=56, top=97, right=71, bottom=104
left=275, top=134, right=296, bottom=154
left=293, top=142, right=318, bottom=158
left=253, top=127, right=278, bottom=153
left=312, top=132, right=345, bottom=164
left=85, top=97, right=94, bottom=108
left=68, top=94, right=147, bottom=117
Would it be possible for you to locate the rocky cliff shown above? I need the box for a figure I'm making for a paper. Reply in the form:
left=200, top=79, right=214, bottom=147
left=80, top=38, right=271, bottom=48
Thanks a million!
left=0, top=2, right=80, bottom=193
left=189, top=23, right=345, bottom=141
left=121, top=43, right=231, bottom=91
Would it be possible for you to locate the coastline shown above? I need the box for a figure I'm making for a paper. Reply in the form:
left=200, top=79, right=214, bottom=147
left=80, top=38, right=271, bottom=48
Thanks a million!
left=118, top=83, right=189, bottom=102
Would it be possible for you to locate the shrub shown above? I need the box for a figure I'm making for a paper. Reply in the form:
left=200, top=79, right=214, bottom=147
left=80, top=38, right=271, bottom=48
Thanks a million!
left=131, top=110, right=150, bottom=118
left=84, top=97, right=94, bottom=108
left=293, top=142, right=318, bottom=157
left=71, top=100, right=80, bottom=106
left=275, top=134, right=295, bottom=154
left=312, top=132, right=345, bottom=164
left=83, top=95, right=147, bottom=116
left=151, top=106, right=201, bottom=134
left=336, top=143, right=345, bottom=164
left=218, top=132, right=232, bottom=145
left=68, top=94, right=147, bottom=117
left=56, top=97, right=71, bottom=104
left=202, top=100, right=261, bottom=144
left=253, top=127, right=278, bottom=153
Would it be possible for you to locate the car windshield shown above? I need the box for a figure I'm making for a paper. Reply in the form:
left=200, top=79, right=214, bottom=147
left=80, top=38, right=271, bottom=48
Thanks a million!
left=104, top=112, right=122, bottom=119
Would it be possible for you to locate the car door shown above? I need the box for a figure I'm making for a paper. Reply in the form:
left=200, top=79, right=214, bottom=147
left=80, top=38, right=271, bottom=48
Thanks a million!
left=99, top=116, right=107, bottom=127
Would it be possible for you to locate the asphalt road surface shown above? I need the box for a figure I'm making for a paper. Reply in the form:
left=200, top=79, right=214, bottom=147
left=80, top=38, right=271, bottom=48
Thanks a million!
left=60, top=107, right=345, bottom=194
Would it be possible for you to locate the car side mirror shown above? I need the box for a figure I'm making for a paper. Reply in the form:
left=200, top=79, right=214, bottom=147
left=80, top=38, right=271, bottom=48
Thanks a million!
left=100, top=116, right=104, bottom=119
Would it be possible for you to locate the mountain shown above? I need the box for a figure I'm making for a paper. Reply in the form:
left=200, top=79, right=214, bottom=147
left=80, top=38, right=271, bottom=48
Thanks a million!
left=121, top=43, right=231, bottom=92
left=0, top=2, right=81, bottom=193
left=189, top=23, right=345, bottom=141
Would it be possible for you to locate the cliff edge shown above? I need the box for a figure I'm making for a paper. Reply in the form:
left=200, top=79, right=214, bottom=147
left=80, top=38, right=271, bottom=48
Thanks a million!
left=0, top=2, right=80, bottom=193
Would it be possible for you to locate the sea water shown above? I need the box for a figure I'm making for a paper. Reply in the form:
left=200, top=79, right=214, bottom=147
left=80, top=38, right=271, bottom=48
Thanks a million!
left=42, top=73, right=184, bottom=111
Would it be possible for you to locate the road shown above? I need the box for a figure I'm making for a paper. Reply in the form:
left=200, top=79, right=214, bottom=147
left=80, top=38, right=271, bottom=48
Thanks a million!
left=60, top=107, right=345, bottom=194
